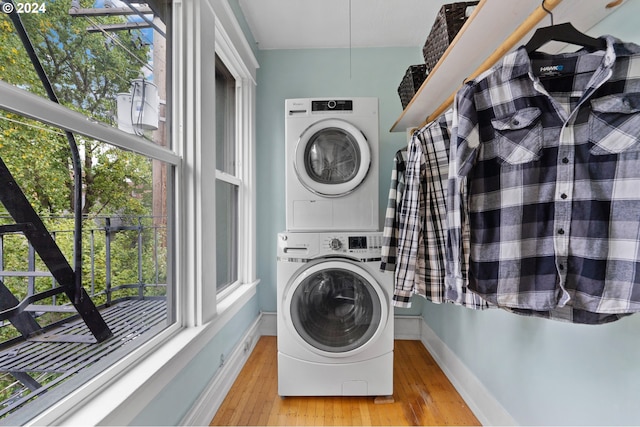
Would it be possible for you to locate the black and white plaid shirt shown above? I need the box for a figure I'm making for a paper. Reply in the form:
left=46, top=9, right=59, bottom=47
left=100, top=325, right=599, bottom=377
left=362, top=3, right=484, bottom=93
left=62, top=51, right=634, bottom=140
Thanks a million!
left=381, top=148, right=407, bottom=273
left=447, top=35, right=640, bottom=323
left=395, top=111, right=488, bottom=309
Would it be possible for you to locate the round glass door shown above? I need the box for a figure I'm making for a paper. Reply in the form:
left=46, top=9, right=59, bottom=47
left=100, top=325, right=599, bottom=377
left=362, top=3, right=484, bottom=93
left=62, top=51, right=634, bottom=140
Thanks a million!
left=305, top=128, right=360, bottom=184
left=288, top=260, right=384, bottom=354
left=295, top=119, right=371, bottom=197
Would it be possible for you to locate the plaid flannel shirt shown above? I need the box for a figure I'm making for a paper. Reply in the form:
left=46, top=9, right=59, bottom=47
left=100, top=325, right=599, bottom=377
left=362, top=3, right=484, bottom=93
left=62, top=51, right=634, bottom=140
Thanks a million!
left=446, top=35, right=640, bottom=323
left=381, top=149, right=407, bottom=273
left=395, top=111, right=488, bottom=309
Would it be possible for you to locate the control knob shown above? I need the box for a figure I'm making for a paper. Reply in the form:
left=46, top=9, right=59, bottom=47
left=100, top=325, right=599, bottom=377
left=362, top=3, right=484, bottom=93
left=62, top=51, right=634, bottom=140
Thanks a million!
left=329, top=238, right=342, bottom=250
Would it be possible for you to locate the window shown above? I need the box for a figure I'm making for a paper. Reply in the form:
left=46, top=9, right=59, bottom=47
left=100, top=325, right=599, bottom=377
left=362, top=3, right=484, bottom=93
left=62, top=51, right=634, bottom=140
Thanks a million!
left=215, top=55, right=239, bottom=295
left=0, top=0, right=258, bottom=423
left=0, top=1, right=176, bottom=421
left=193, top=0, right=257, bottom=325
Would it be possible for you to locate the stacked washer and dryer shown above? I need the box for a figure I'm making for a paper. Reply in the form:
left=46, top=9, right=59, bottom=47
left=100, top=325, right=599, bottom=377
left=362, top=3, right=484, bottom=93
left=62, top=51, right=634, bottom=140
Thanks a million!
left=277, top=98, right=394, bottom=397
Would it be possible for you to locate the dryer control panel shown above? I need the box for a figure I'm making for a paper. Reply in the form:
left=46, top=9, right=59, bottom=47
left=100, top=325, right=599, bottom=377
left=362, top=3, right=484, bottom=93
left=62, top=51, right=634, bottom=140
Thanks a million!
left=312, top=100, right=353, bottom=111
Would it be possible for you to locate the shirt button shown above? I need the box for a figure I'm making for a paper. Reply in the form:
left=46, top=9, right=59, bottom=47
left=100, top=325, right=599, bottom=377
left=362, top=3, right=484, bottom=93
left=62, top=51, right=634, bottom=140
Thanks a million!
left=558, top=228, right=565, bottom=235
left=561, top=193, right=567, bottom=199
left=562, top=157, right=569, bottom=164
left=559, top=264, right=565, bottom=270
left=512, top=119, right=520, bottom=126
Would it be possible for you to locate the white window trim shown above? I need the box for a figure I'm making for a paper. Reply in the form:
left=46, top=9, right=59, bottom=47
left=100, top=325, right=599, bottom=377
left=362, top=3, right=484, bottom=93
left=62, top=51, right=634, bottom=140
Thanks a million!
left=0, top=81, right=179, bottom=165
left=211, top=2, right=258, bottom=312
left=216, top=170, right=243, bottom=186
left=14, top=0, right=259, bottom=424
left=181, top=0, right=260, bottom=325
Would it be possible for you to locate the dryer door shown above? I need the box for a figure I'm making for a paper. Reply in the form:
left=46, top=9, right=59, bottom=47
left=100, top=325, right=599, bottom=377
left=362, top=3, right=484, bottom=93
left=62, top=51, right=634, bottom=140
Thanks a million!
left=294, top=119, right=371, bottom=197
left=284, top=259, right=388, bottom=357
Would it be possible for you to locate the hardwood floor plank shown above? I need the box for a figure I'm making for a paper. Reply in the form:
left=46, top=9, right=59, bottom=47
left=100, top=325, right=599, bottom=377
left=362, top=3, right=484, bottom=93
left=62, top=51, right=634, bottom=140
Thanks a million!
left=210, top=337, right=480, bottom=426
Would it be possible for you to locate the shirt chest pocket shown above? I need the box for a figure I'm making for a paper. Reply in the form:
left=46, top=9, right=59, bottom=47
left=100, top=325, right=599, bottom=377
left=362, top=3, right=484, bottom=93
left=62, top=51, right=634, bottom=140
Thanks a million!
left=589, top=94, right=640, bottom=155
left=484, top=107, right=542, bottom=165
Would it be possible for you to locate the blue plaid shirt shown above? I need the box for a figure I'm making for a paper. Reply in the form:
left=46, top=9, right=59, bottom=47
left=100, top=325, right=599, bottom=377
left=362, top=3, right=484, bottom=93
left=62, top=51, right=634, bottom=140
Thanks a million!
left=446, top=35, right=640, bottom=324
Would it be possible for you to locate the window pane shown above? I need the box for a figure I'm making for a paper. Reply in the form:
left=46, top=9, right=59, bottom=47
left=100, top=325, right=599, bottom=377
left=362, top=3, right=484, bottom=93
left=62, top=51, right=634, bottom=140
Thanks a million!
left=216, top=180, right=238, bottom=292
left=215, top=56, right=236, bottom=175
left=0, top=2, right=169, bottom=148
left=1, top=1, right=174, bottom=421
left=0, top=110, right=174, bottom=420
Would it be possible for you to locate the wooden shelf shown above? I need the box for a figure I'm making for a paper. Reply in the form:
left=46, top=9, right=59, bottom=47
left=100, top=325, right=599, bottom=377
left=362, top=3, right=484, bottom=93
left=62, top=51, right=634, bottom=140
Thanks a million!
left=390, top=0, right=626, bottom=132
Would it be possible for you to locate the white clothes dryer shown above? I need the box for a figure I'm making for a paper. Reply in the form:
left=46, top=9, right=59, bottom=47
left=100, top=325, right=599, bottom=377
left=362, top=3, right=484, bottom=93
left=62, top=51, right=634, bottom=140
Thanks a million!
left=285, top=98, right=379, bottom=231
left=277, top=231, right=393, bottom=397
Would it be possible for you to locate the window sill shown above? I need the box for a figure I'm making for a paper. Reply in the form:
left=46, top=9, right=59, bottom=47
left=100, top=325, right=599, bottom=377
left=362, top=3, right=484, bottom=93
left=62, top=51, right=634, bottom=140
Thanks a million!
left=27, top=280, right=259, bottom=426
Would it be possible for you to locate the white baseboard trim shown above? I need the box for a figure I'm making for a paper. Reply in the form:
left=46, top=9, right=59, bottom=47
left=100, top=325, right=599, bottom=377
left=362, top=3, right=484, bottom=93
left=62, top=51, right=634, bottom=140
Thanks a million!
left=181, top=315, right=262, bottom=426
left=394, top=315, right=422, bottom=339
left=259, top=311, right=277, bottom=336
left=420, top=318, right=517, bottom=426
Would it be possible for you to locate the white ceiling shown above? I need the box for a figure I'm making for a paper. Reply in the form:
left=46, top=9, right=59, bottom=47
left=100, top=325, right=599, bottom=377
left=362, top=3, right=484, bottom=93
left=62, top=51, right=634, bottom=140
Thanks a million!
left=238, top=0, right=451, bottom=49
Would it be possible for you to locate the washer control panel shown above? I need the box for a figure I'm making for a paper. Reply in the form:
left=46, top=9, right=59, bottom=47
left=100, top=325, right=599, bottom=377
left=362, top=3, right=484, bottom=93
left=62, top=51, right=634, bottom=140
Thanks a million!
left=322, top=233, right=382, bottom=255
left=328, top=238, right=343, bottom=250
left=278, top=232, right=383, bottom=259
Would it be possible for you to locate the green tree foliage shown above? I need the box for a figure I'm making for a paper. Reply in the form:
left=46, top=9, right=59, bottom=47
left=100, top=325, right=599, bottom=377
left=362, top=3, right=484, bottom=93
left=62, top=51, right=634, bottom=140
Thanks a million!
left=0, top=0, right=154, bottom=216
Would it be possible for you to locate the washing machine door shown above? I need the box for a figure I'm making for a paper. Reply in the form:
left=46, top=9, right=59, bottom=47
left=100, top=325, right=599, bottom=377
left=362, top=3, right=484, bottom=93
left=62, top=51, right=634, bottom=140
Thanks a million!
left=295, top=119, right=371, bottom=197
left=284, top=258, right=388, bottom=357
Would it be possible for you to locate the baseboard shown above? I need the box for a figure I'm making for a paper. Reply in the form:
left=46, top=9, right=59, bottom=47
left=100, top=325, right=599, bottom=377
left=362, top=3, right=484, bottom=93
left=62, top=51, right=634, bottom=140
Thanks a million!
left=180, top=315, right=262, bottom=426
left=420, top=318, right=517, bottom=426
left=259, top=311, right=277, bottom=336
left=394, top=315, right=422, bottom=339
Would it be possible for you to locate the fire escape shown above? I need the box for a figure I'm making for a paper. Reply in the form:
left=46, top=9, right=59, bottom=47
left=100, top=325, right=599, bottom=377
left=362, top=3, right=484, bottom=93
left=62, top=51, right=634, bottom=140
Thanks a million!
left=0, top=1, right=113, bottom=343
left=0, top=0, right=116, bottom=410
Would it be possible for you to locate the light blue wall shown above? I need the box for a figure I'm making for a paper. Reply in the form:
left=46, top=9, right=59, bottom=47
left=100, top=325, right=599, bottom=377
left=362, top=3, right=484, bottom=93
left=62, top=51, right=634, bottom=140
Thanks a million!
left=422, top=2, right=640, bottom=425
left=254, top=46, right=426, bottom=316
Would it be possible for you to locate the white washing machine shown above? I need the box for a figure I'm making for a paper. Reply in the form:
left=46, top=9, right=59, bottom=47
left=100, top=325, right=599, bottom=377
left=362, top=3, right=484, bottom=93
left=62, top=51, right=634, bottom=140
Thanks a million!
left=285, top=98, right=379, bottom=231
left=277, top=231, right=393, bottom=397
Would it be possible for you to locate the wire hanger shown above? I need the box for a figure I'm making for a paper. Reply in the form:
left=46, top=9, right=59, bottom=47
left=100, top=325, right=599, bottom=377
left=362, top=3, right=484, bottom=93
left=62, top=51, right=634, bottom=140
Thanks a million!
left=525, top=0, right=606, bottom=53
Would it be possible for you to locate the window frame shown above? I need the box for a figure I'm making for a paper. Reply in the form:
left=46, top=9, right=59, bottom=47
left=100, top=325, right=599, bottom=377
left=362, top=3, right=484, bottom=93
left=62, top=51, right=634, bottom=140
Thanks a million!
left=0, top=0, right=259, bottom=424
left=211, top=7, right=257, bottom=309
left=214, top=54, right=240, bottom=297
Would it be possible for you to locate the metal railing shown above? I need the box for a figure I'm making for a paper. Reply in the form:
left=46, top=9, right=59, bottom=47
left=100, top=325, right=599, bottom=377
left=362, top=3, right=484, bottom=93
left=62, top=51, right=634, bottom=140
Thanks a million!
left=0, top=215, right=167, bottom=336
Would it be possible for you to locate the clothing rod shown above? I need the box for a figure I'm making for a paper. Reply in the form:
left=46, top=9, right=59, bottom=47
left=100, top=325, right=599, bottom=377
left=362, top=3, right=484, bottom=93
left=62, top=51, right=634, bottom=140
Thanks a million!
left=418, top=0, right=563, bottom=128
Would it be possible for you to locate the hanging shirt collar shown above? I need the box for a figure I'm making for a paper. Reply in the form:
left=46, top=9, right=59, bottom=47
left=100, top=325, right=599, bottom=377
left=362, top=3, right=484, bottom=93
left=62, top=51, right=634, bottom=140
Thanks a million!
left=503, top=35, right=621, bottom=81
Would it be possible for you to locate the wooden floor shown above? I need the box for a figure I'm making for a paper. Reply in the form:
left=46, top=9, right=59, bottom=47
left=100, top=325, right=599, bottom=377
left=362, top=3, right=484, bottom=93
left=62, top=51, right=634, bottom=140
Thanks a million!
left=211, top=337, right=480, bottom=426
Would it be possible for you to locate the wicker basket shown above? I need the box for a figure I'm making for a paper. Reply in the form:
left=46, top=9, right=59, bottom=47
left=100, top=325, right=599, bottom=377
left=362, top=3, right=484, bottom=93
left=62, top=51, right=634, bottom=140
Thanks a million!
left=397, top=64, right=428, bottom=110
left=422, top=2, right=479, bottom=73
